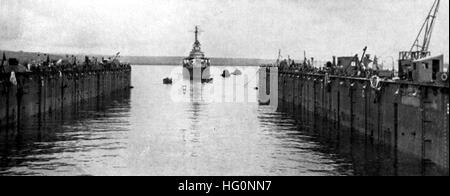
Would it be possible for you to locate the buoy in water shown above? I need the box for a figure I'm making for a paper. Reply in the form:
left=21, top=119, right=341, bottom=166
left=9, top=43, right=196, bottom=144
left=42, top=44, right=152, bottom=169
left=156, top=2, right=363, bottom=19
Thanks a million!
left=221, top=70, right=231, bottom=78
left=231, top=69, right=242, bottom=76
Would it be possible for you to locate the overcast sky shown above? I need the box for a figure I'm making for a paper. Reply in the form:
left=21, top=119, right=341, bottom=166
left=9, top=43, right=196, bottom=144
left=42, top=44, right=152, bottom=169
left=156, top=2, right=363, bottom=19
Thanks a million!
left=0, top=0, right=448, bottom=62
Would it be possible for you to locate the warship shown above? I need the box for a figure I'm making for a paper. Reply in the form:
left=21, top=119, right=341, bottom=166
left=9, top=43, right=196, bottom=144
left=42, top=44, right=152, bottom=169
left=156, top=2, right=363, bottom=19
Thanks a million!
left=182, top=26, right=212, bottom=82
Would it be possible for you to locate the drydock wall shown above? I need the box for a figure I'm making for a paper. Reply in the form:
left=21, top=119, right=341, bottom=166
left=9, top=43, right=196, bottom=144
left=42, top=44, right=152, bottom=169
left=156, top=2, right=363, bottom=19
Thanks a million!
left=261, top=67, right=449, bottom=175
left=0, top=68, right=131, bottom=128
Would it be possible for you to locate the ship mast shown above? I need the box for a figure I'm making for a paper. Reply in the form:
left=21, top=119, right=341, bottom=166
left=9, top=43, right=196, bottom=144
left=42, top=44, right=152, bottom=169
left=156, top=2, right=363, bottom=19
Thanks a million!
left=195, top=26, right=199, bottom=43
left=189, top=26, right=205, bottom=58
left=193, top=26, right=203, bottom=47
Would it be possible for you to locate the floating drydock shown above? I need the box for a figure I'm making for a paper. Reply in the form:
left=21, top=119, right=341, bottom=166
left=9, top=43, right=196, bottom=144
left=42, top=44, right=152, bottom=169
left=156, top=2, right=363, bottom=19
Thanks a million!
left=259, top=66, right=449, bottom=175
left=0, top=52, right=131, bottom=128
left=258, top=0, right=448, bottom=175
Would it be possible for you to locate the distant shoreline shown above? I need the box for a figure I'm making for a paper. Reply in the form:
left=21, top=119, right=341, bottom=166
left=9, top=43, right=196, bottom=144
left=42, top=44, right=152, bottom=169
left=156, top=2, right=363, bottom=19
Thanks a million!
left=121, top=56, right=274, bottom=67
left=1, top=49, right=274, bottom=67
left=130, top=64, right=263, bottom=66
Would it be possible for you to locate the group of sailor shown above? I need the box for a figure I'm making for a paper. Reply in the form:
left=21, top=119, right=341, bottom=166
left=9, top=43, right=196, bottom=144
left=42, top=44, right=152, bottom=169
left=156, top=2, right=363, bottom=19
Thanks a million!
left=0, top=52, right=131, bottom=75
left=273, top=55, right=383, bottom=79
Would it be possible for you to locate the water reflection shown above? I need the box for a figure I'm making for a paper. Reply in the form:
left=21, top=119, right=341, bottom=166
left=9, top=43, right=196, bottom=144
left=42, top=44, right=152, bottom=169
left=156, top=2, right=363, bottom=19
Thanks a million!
left=275, top=102, right=448, bottom=176
left=0, top=90, right=131, bottom=176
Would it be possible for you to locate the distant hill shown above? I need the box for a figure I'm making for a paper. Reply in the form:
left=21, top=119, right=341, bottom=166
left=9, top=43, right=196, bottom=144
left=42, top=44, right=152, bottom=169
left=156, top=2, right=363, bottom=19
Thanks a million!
left=1, top=50, right=274, bottom=66
left=1, top=50, right=62, bottom=63
left=121, top=56, right=274, bottom=66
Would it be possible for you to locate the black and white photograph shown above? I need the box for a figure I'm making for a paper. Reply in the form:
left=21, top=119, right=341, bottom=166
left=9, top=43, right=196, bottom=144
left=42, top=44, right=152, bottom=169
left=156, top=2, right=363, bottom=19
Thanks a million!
left=0, top=0, right=448, bottom=180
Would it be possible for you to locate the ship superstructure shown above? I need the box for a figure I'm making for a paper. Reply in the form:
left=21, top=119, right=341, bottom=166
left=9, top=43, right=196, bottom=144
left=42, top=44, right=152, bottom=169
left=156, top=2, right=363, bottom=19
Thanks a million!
left=182, top=26, right=211, bottom=81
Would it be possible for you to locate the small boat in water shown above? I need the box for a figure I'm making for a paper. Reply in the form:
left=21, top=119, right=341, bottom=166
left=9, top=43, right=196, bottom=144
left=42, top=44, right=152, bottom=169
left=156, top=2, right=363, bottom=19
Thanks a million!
left=163, top=77, right=173, bottom=84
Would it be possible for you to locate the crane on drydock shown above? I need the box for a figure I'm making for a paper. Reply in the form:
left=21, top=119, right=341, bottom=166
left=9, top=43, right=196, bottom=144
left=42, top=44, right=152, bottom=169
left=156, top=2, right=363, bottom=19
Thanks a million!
left=397, top=0, right=447, bottom=82
left=401, top=0, right=441, bottom=60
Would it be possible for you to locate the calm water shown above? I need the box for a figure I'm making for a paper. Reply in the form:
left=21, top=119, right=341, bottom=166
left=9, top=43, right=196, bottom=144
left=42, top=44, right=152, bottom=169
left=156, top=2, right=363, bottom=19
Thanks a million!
left=0, top=65, right=429, bottom=176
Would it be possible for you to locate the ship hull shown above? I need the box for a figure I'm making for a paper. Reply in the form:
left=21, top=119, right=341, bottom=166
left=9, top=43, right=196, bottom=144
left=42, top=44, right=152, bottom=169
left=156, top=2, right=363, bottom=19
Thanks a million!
left=183, top=60, right=211, bottom=82
left=183, top=67, right=210, bottom=80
